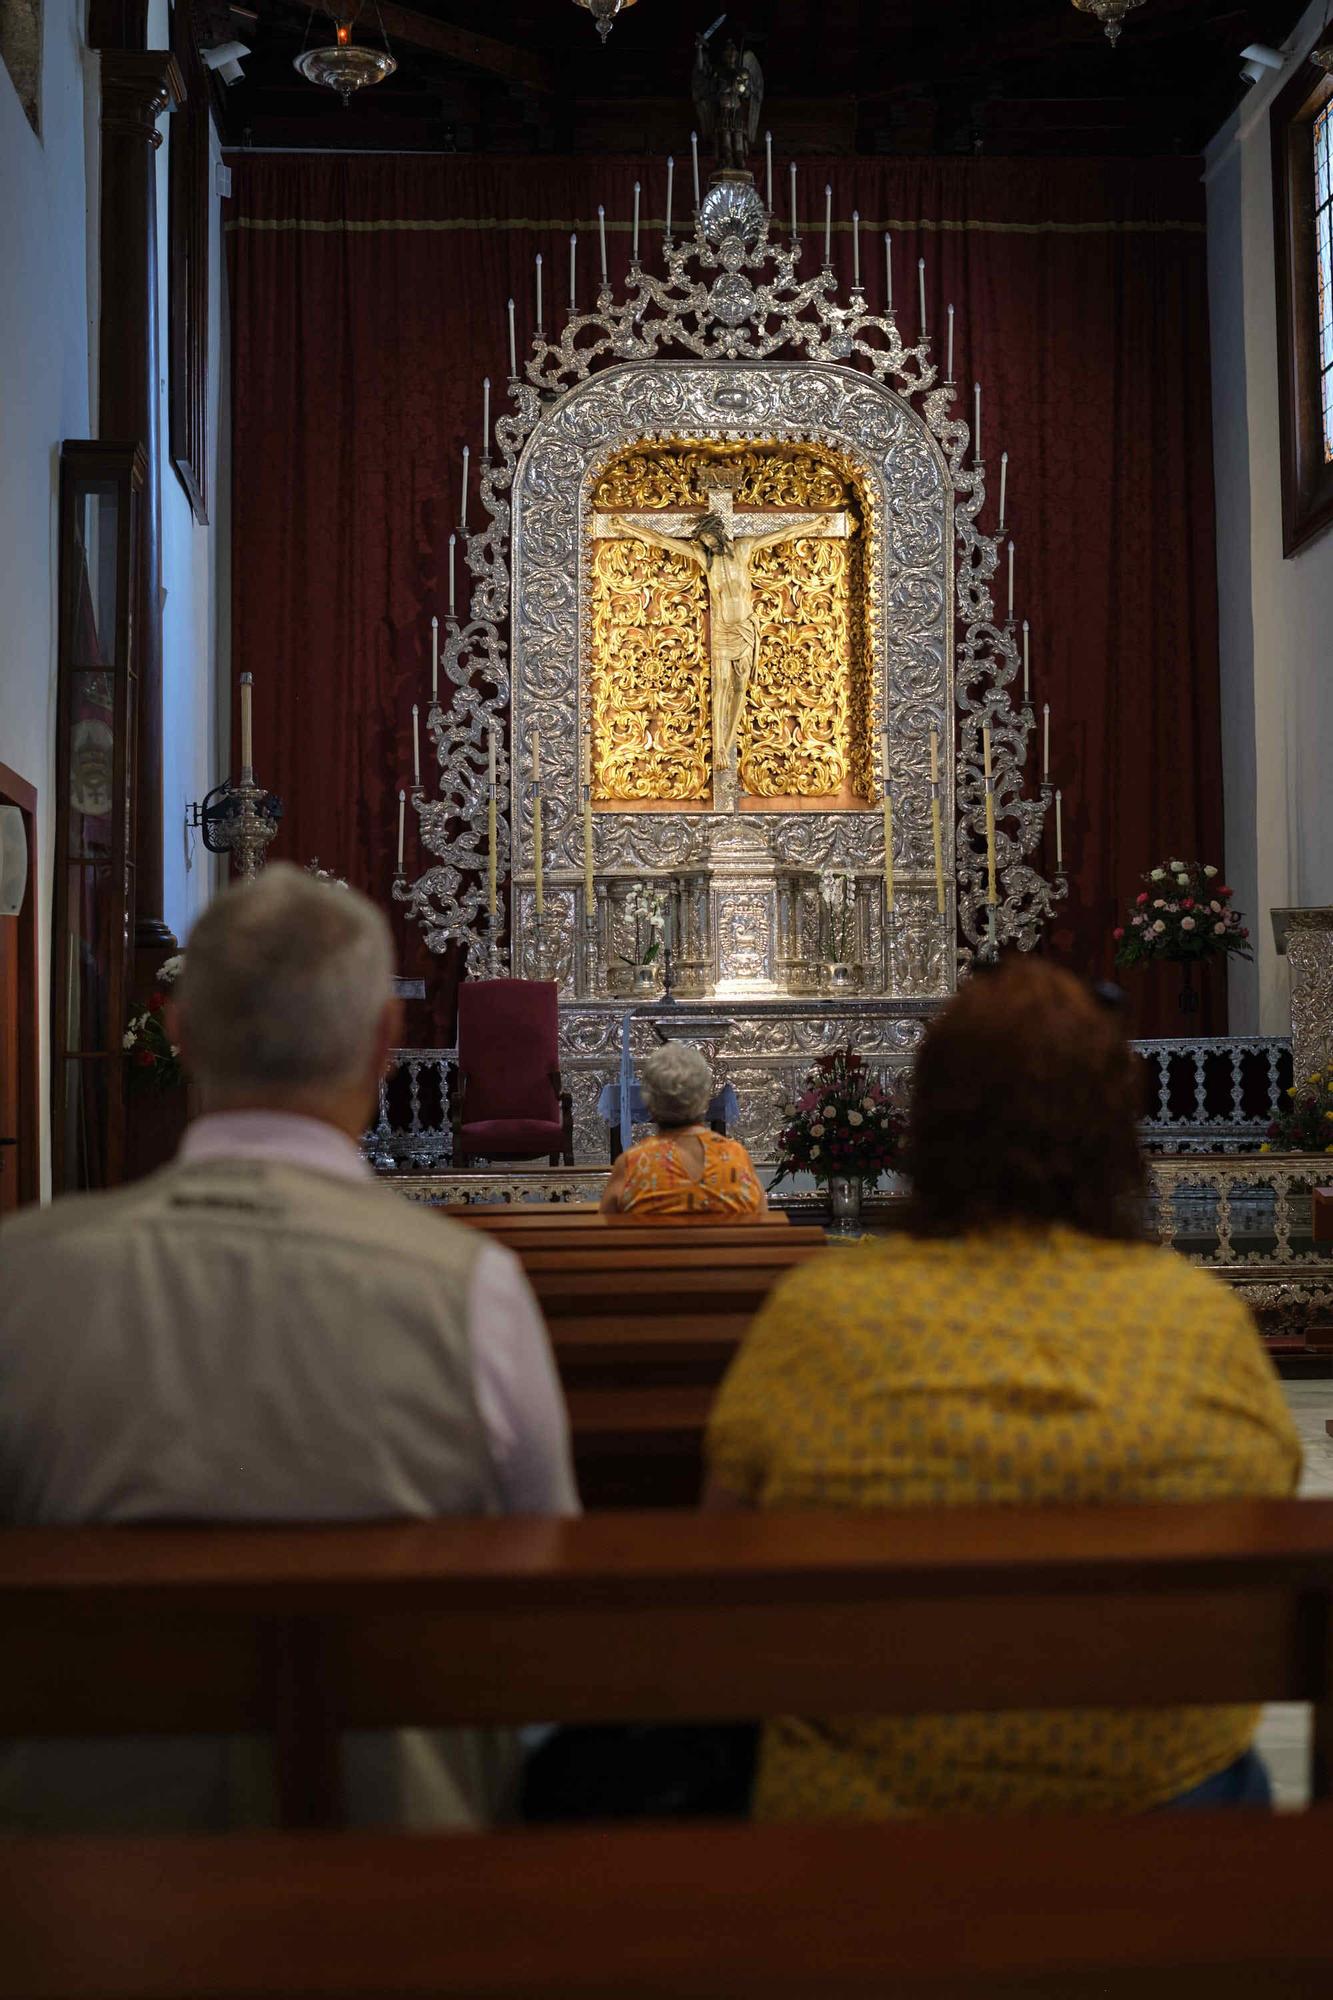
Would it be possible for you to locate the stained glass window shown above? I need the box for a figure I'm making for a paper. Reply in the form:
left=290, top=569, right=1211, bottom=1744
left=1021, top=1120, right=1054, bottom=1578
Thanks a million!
left=1315, top=103, right=1333, bottom=462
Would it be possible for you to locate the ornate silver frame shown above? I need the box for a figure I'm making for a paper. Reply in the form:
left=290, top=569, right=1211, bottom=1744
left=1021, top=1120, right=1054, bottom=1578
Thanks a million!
left=394, top=173, right=1066, bottom=979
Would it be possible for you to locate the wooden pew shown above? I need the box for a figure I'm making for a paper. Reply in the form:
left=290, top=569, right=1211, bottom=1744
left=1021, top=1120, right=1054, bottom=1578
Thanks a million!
left=450, top=1206, right=794, bottom=1230
left=1, top=1501, right=1330, bottom=1829
left=7, top=1809, right=1333, bottom=1998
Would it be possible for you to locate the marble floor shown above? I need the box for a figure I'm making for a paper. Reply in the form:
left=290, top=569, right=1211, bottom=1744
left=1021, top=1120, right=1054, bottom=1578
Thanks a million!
left=1252, top=1381, right=1333, bottom=1809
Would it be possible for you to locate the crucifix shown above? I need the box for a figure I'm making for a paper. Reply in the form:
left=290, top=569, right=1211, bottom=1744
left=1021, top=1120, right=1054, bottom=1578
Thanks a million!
left=592, top=477, right=856, bottom=809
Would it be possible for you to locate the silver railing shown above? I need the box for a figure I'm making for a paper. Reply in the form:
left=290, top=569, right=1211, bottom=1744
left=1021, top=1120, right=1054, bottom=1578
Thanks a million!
left=366, top=1048, right=456, bottom=1172
left=365, top=1036, right=1295, bottom=1171
left=1145, top=1153, right=1333, bottom=1269
left=1134, top=1036, right=1291, bottom=1152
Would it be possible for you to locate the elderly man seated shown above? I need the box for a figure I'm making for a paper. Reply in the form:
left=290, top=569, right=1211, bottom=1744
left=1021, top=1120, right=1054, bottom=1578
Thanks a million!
left=599, top=1043, right=766, bottom=1219
left=0, top=865, right=577, bottom=1831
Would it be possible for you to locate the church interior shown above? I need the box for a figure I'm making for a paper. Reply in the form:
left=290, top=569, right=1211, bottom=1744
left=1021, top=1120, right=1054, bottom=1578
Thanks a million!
left=3, top=0, right=1333, bottom=1989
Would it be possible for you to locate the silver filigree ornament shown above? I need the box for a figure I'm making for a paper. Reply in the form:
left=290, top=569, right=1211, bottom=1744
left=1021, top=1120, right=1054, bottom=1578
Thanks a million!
left=397, top=169, right=1066, bottom=978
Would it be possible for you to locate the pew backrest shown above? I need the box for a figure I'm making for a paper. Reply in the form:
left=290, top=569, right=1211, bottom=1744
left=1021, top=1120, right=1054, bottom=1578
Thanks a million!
left=7, top=1810, right=1333, bottom=1998
left=2, top=1501, right=1331, bottom=1824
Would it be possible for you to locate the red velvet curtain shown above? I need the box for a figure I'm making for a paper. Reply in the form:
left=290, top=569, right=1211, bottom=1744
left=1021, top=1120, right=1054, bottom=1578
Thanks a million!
left=228, top=153, right=1224, bottom=1039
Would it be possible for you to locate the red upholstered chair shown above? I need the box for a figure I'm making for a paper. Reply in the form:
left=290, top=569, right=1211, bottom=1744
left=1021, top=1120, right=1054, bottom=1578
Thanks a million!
left=454, top=979, right=574, bottom=1166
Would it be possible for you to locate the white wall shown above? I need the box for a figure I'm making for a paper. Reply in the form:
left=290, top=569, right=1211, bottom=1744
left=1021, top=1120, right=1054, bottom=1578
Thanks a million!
left=1208, top=1, right=1333, bottom=1033
left=0, top=0, right=96, bottom=1194
left=154, top=0, right=226, bottom=947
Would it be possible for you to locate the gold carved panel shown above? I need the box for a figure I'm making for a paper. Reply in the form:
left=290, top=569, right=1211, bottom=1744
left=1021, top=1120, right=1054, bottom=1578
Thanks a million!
left=588, top=443, right=875, bottom=809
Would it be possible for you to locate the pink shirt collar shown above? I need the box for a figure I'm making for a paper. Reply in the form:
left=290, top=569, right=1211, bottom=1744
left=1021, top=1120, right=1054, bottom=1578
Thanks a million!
left=179, top=1111, right=371, bottom=1184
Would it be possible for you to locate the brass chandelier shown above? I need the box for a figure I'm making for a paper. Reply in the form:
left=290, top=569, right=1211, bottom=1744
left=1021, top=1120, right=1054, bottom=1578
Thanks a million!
left=572, top=0, right=639, bottom=43
left=294, top=1, right=397, bottom=103
left=1071, top=0, right=1147, bottom=46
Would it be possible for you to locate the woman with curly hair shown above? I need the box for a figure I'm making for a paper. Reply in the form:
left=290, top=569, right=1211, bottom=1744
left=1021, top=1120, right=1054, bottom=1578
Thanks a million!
left=706, top=957, right=1299, bottom=1819
left=600, top=1042, right=765, bottom=1219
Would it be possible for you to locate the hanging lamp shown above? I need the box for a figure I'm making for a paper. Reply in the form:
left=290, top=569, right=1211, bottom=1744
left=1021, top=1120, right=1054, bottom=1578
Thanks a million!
left=294, top=1, right=396, bottom=104
left=572, top=0, right=639, bottom=44
left=1071, top=0, right=1147, bottom=47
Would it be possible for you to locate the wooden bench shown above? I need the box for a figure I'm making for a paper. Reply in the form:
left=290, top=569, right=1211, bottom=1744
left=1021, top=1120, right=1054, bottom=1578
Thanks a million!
left=7, top=1808, right=1333, bottom=1998
left=2, top=1501, right=1330, bottom=1829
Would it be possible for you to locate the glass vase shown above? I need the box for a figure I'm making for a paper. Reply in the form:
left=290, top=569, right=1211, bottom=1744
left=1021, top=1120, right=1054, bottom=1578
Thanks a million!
left=828, top=1173, right=864, bottom=1235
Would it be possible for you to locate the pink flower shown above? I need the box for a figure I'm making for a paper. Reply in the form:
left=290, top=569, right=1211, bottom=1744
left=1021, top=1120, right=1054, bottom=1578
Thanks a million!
left=1131, top=914, right=1144, bottom=926
left=1181, top=898, right=1194, bottom=911
left=1180, top=916, right=1195, bottom=931
left=1112, top=926, right=1125, bottom=941
left=1214, top=922, right=1226, bottom=935
left=1152, top=899, right=1165, bottom=909
left=1136, top=891, right=1149, bottom=906
left=1240, top=926, right=1249, bottom=938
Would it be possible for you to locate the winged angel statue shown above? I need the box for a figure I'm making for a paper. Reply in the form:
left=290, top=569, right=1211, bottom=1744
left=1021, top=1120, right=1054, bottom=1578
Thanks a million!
left=692, top=17, right=764, bottom=173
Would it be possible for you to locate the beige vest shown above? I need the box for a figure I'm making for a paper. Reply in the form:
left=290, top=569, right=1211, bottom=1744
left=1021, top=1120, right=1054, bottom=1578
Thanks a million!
left=0, top=1158, right=516, bottom=1829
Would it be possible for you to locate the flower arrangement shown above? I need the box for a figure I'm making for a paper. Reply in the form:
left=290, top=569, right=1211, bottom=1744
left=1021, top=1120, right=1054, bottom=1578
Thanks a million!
left=1113, top=860, right=1252, bottom=970
left=123, top=954, right=185, bottom=1091
left=770, top=1046, right=906, bottom=1189
left=623, top=882, right=666, bottom=968
left=1261, top=1065, right=1333, bottom=1155
left=818, top=868, right=857, bottom=965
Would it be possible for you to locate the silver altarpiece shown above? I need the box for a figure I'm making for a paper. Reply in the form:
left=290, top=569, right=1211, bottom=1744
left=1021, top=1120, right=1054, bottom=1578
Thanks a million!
left=394, top=174, right=1066, bottom=1160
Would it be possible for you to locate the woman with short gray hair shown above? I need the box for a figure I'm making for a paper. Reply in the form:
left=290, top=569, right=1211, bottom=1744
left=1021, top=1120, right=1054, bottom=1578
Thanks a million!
left=599, top=1043, right=765, bottom=1218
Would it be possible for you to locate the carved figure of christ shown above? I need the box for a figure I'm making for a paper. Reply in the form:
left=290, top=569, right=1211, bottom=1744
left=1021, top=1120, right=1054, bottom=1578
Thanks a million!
left=591, top=484, right=854, bottom=801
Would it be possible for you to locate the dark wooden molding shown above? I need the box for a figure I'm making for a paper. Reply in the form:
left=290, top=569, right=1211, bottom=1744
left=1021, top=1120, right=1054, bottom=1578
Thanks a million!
left=96, top=46, right=184, bottom=961
left=1271, top=56, right=1333, bottom=558
left=169, top=0, right=211, bottom=526
left=374, top=3, right=556, bottom=93
left=0, top=760, right=40, bottom=1208
left=86, top=0, right=148, bottom=53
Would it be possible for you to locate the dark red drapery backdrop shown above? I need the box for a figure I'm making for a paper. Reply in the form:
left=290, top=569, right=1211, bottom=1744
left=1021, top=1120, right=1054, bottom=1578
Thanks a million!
left=227, top=151, right=1224, bottom=1040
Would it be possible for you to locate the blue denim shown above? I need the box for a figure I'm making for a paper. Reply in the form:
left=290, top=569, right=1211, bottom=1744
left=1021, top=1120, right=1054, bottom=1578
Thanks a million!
left=1162, top=1747, right=1272, bottom=1810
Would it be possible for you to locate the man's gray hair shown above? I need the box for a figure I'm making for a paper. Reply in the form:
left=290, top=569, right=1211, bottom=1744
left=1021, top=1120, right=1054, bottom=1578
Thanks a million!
left=177, top=864, right=395, bottom=1095
left=640, top=1042, right=713, bottom=1128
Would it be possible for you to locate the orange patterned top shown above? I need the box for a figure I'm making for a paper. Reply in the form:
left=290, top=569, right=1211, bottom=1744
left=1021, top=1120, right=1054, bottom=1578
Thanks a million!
left=616, top=1130, right=766, bottom=1218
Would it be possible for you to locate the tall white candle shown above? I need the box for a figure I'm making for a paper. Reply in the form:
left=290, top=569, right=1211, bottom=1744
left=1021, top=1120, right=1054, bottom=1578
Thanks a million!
left=1042, top=703, right=1050, bottom=786
left=582, top=735, right=596, bottom=916
left=460, top=445, right=470, bottom=531
left=789, top=160, right=797, bottom=239
left=665, top=154, right=674, bottom=239
left=448, top=533, right=456, bottom=620
left=412, top=703, right=421, bottom=788
left=1055, top=789, right=1064, bottom=870
left=1007, top=540, right=1015, bottom=622
left=431, top=615, right=439, bottom=704
left=397, top=789, right=405, bottom=875
left=946, top=304, right=955, bottom=382
left=918, top=257, right=927, bottom=335
left=884, top=233, right=893, bottom=310
left=691, top=130, right=700, bottom=211
left=974, top=382, right=982, bottom=461
left=1022, top=619, right=1030, bottom=701
left=999, top=450, right=1009, bottom=532
left=598, top=204, right=608, bottom=284
left=765, top=130, right=773, bottom=210
left=535, top=252, right=543, bottom=329
left=239, top=672, right=253, bottom=771
left=852, top=209, right=861, bottom=288
left=482, top=376, right=490, bottom=455
left=824, top=183, right=832, bottom=265
left=507, top=297, right=517, bottom=378
left=569, top=233, right=577, bottom=311
left=632, top=182, right=641, bottom=263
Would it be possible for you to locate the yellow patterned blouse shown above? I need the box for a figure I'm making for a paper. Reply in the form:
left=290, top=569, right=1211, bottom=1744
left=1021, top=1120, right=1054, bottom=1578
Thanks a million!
left=706, top=1225, right=1301, bottom=1818
left=616, top=1131, right=766, bottom=1218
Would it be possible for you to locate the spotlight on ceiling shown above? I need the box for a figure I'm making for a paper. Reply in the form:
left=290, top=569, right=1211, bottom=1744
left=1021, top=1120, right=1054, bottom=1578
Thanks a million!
left=201, top=39, right=249, bottom=85
left=572, top=0, right=640, bottom=44
left=1239, top=42, right=1285, bottom=87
